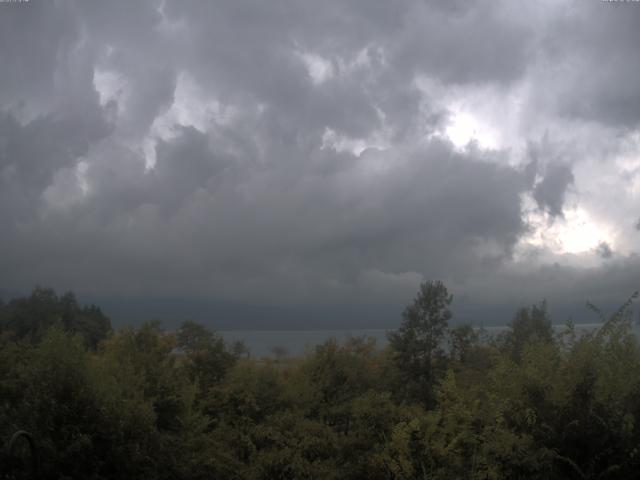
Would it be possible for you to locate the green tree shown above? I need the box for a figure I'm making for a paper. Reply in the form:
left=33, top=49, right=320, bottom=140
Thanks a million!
left=448, top=323, right=479, bottom=365
left=300, top=337, right=381, bottom=434
left=0, top=287, right=110, bottom=348
left=501, top=301, right=553, bottom=362
left=176, top=320, right=237, bottom=393
left=99, top=321, right=217, bottom=479
left=249, top=411, right=340, bottom=480
left=388, top=280, right=452, bottom=404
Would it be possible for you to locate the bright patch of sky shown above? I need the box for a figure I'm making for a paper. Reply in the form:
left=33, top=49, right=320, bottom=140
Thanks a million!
left=299, top=52, right=334, bottom=85
left=93, top=68, right=126, bottom=108
left=145, top=72, right=238, bottom=168
left=518, top=193, right=616, bottom=260
left=445, top=108, right=501, bottom=151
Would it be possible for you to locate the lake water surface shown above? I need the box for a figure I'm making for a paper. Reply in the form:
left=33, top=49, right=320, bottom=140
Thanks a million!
left=220, top=323, right=640, bottom=357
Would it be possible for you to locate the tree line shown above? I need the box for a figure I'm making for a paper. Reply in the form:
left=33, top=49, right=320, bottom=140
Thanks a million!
left=1, top=283, right=639, bottom=479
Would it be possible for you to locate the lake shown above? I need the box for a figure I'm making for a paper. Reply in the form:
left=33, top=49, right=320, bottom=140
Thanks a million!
left=220, top=329, right=391, bottom=357
left=220, top=323, right=640, bottom=357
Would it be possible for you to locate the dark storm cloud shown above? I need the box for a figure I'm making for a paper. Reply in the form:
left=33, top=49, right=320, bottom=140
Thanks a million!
left=0, top=105, right=111, bottom=222
left=596, top=242, right=614, bottom=260
left=3, top=131, right=530, bottom=304
left=0, top=1, right=78, bottom=111
left=391, top=1, right=533, bottom=85
left=538, top=2, right=640, bottom=127
left=0, top=0, right=638, bottom=325
left=0, top=0, right=112, bottom=224
left=453, top=253, right=640, bottom=326
left=533, top=163, right=574, bottom=219
left=524, top=139, right=575, bottom=219
left=157, top=0, right=531, bottom=146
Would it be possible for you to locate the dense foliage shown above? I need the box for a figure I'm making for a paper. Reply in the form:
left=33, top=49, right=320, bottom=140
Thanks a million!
left=1, top=284, right=640, bottom=479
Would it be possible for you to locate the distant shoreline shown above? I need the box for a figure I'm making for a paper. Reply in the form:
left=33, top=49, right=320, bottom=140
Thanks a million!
left=218, top=322, right=638, bottom=357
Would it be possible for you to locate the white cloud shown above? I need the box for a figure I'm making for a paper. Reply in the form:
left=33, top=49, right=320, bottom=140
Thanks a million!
left=299, top=52, right=335, bottom=85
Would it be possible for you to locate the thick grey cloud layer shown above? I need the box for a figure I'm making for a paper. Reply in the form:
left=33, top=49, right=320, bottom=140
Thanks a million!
left=533, top=162, right=574, bottom=219
left=0, top=0, right=639, bottom=325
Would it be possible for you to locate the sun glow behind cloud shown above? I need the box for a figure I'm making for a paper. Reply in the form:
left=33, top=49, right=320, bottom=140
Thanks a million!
left=519, top=198, right=615, bottom=258
left=444, top=108, right=501, bottom=151
left=556, top=208, right=611, bottom=254
left=439, top=97, right=620, bottom=260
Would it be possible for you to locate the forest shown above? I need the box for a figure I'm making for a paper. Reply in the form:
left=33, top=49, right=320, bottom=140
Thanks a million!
left=1, top=282, right=640, bottom=479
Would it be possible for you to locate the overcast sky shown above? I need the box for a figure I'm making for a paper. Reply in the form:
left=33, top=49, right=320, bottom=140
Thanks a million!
left=1, top=0, right=639, bottom=328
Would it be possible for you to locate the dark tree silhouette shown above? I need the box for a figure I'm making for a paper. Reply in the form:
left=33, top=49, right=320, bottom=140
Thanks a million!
left=388, top=280, right=452, bottom=404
